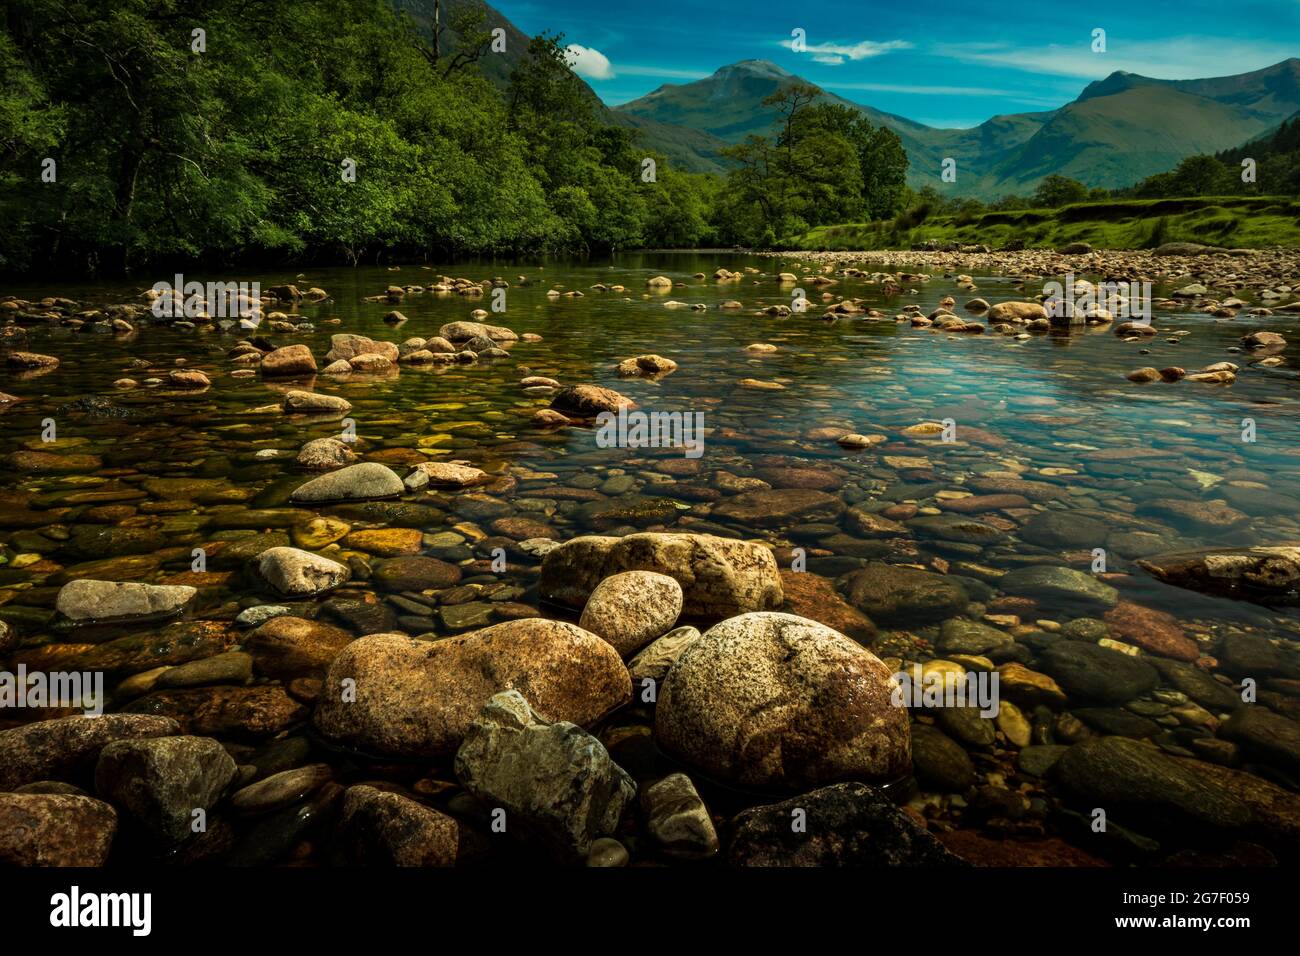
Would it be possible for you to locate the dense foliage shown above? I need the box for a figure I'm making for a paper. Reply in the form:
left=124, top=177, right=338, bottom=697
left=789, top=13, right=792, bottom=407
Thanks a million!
left=714, top=85, right=908, bottom=246
left=0, top=0, right=720, bottom=274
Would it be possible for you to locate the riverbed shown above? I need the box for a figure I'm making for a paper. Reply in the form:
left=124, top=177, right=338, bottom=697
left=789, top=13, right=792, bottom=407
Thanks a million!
left=1, top=250, right=1298, bottom=867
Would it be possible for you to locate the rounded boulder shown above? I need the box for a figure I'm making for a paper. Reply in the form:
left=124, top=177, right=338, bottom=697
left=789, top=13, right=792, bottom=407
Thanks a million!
left=654, top=612, right=909, bottom=790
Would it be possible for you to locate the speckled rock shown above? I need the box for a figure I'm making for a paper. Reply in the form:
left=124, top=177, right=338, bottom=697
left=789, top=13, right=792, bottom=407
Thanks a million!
left=579, top=571, right=683, bottom=656
left=335, top=784, right=462, bottom=866
left=314, top=620, right=632, bottom=759
left=540, top=533, right=782, bottom=619
left=655, top=612, right=909, bottom=790
left=295, top=437, right=356, bottom=470
left=0, top=793, right=117, bottom=865
left=94, top=735, right=237, bottom=843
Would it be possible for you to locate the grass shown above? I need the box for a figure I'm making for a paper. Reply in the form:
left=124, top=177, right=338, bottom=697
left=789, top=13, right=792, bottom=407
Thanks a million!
left=777, top=195, right=1300, bottom=251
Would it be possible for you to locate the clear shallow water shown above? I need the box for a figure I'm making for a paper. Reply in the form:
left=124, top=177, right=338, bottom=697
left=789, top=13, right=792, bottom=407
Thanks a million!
left=2, top=251, right=1299, bottom=865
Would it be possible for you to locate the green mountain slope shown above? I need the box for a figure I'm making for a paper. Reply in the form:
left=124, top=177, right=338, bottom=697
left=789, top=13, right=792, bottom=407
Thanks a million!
left=615, top=57, right=1300, bottom=197
left=982, top=85, right=1282, bottom=192
left=612, top=59, right=1034, bottom=187
left=614, top=60, right=1069, bottom=191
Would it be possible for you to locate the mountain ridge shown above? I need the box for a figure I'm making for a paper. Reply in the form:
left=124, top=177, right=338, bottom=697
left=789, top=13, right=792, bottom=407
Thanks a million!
left=614, top=57, right=1300, bottom=196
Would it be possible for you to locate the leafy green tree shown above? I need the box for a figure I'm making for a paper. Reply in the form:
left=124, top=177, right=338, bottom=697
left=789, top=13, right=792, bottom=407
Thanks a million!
left=860, top=126, right=908, bottom=219
left=643, top=170, right=717, bottom=247
left=0, top=28, right=64, bottom=270
left=719, top=84, right=894, bottom=245
left=1032, top=174, right=1089, bottom=207
left=0, top=0, right=721, bottom=270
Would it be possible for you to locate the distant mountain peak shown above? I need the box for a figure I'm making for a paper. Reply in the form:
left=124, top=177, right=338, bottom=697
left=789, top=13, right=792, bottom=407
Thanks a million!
left=714, top=59, right=793, bottom=79
left=1077, top=70, right=1155, bottom=101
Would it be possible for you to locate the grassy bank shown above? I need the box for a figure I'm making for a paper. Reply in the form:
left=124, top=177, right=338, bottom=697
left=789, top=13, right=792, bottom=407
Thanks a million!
left=777, top=195, right=1300, bottom=251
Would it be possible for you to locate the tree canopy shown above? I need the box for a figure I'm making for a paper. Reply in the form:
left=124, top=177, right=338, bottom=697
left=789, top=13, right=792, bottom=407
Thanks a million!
left=714, top=84, right=908, bottom=245
left=0, top=0, right=721, bottom=274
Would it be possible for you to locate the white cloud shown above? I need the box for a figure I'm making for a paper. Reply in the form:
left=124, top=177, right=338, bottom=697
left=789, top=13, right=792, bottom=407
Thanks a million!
left=934, top=37, right=1298, bottom=81
left=616, top=65, right=712, bottom=80
left=566, top=44, right=615, bottom=80
left=791, top=38, right=912, bottom=66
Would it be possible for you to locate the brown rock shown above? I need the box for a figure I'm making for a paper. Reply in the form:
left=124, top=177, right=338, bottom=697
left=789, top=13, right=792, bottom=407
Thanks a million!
left=996, top=662, right=1067, bottom=709
left=244, top=616, right=354, bottom=680
left=123, top=685, right=307, bottom=737
left=939, top=494, right=1031, bottom=514
left=985, top=301, right=1047, bottom=323
left=371, top=555, right=462, bottom=591
left=313, top=621, right=632, bottom=759
left=1103, top=601, right=1199, bottom=661
left=260, top=344, right=317, bottom=376
left=342, top=528, right=422, bottom=556
left=712, top=488, right=844, bottom=526
left=939, top=830, right=1106, bottom=866
left=0, top=793, right=116, bottom=865
left=335, top=784, right=462, bottom=865
left=6, top=351, right=59, bottom=369
left=539, top=532, right=782, bottom=619
left=778, top=570, right=876, bottom=643
left=550, top=384, right=636, bottom=418
left=0, top=714, right=179, bottom=791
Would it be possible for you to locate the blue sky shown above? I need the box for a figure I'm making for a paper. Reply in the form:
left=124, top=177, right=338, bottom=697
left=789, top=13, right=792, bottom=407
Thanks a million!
left=496, top=0, right=1300, bottom=127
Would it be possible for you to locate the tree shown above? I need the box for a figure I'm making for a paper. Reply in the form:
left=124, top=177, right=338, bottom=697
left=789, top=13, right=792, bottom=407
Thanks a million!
left=408, top=0, right=497, bottom=79
left=1167, top=155, right=1232, bottom=195
left=860, top=126, right=908, bottom=220
left=719, top=84, right=883, bottom=245
left=1032, top=175, right=1089, bottom=207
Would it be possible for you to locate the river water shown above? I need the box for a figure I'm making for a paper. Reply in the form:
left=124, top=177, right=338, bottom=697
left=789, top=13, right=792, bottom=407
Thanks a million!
left=2, top=251, right=1298, bottom=865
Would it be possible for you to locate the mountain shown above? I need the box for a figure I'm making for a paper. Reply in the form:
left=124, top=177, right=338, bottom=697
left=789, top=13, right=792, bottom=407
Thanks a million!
left=983, top=59, right=1300, bottom=193
left=614, top=60, right=957, bottom=176
left=615, top=57, right=1300, bottom=197
left=614, top=59, right=1057, bottom=192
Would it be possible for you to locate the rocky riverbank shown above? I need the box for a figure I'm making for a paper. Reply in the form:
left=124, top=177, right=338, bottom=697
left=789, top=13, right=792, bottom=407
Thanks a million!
left=763, top=245, right=1300, bottom=293
left=1, top=255, right=1298, bottom=868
